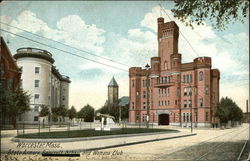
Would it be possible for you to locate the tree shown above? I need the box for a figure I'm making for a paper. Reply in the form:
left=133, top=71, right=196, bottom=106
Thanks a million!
left=77, top=104, right=95, bottom=122
left=171, top=0, right=249, bottom=30
left=39, top=105, right=50, bottom=117
left=68, top=106, right=77, bottom=120
left=0, top=87, right=30, bottom=128
left=214, top=97, right=243, bottom=126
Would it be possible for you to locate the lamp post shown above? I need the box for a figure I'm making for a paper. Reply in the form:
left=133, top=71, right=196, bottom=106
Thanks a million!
left=145, top=64, right=150, bottom=128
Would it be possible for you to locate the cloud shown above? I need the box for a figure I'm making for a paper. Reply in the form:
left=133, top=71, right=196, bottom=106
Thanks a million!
left=1, top=10, right=106, bottom=55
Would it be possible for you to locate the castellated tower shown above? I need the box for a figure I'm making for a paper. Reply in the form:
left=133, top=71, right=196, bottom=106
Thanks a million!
left=128, top=17, right=220, bottom=128
left=108, top=77, right=119, bottom=105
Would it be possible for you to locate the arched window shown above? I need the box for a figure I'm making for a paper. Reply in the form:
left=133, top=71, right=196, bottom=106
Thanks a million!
left=199, top=71, right=203, bottom=81
left=164, top=61, right=168, bottom=70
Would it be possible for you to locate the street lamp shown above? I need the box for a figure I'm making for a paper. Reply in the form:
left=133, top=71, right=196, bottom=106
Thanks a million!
left=145, top=63, right=150, bottom=128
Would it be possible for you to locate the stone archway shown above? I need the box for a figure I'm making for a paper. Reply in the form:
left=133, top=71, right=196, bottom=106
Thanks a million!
left=156, top=110, right=170, bottom=125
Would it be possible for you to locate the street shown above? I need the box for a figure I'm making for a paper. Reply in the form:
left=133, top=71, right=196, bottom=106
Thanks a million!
left=1, top=124, right=249, bottom=161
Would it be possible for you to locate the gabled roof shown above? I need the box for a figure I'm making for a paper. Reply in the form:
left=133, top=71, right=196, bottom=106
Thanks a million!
left=108, top=77, right=118, bottom=87
left=118, top=96, right=129, bottom=107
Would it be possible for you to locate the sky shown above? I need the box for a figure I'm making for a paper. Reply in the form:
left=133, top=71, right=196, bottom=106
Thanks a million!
left=0, top=1, right=249, bottom=112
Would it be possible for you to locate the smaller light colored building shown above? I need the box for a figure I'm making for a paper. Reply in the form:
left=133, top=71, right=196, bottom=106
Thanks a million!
left=13, top=47, right=71, bottom=124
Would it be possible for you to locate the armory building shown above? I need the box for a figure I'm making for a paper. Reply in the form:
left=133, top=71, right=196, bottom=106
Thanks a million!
left=129, top=17, right=220, bottom=127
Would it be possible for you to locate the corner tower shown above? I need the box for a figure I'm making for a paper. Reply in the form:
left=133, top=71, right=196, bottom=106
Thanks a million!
left=157, top=17, right=179, bottom=71
left=108, top=77, right=119, bottom=105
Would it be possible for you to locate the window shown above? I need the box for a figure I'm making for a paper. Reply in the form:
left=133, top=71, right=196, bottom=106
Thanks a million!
left=34, top=116, right=39, bottom=121
left=168, top=100, right=170, bottom=105
left=142, top=80, right=145, bottom=87
left=136, top=113, right=139, bottom=121
left=8, top=78, right=13, bottom=90
left=200, top=97, right=203, bottom=107
left=205, top=112, right=209, bottom=121
left=165, top=101, right=167, bottom=106
left=188, top=87, right=192, bottom=96
left=62, top=96, right=65, bottom=101
left=199, top=71, right=203, bottom=81
left=183, top=75, right=186, bottom=83
left=143, top=102, right=146, bottom=109
left=186, top=75, right=189, bottom=83
left=195, top=112, right=198, bottom=122
left=158, top=101, right=160, bottom=106
left=175, top=100, right=177, bottom=105
left=132, top=80, right=135, bottom=87
left=184, top=100, right=187, bottom=108
left=177, top=75, right=180, bottom=82
left=34, top=94, right=40, bottom=99
left=35, top=67, right=40, bottom=74
left=205, top=86, right=209, bottom=95
left=132, top=102, right=134, bottom=109
left=187, top=113, right=189, bottom=122
left=34, top=106, right=39, bottom=112
left=183, top=113, right=186, bottom=122
left=35, top=80, right=40, bottom=88
left=184, top=88, right=187, bottom=96
left=190, top=74, right=193, bottom=82
left=164, top=61, right=168, bottom=70
left=189, top=100, right=192, bottom=107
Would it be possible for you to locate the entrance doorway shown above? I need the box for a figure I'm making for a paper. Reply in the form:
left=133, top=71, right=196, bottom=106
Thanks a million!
left=158, top=114, right=169, bottom=125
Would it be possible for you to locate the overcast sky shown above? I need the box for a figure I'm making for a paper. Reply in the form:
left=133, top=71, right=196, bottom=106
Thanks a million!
left=0, top=1, right=249, bottom=111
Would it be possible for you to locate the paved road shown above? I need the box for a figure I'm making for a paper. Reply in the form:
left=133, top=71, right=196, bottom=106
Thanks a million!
left=100, top=124, right=249, bottom=161
left=1, top=124, right=249, bottom=161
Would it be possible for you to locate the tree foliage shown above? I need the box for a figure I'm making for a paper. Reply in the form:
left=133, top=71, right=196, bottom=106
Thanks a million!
left=77, top=104, right=95, bottom=122
left=171, top=0, right=249, bottom=30
left=214, top=97, right=243, bottom=124
left=0, top=87, right=30, bottom=128
left=51, top=106, right=68, bottom=122
left=39, top=105, right=50, bottom=117
left=68, top=106, right=77, bottom=120
left=95, top=101, right=129, bottom=121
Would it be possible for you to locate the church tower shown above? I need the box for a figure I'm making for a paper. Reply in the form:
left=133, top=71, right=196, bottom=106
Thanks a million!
left=108, top=77, right=119, bottom=105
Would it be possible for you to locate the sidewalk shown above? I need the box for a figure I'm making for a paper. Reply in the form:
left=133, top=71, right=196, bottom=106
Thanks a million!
left=1, top=130, right=196, bottom=154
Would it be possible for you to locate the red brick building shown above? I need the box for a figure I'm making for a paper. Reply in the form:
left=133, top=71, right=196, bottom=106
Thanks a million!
left=129, top=18, right=220, bottom=127
left=0, top=37, right=22, bottom=125
left=0, top=37, right=21, bottom=92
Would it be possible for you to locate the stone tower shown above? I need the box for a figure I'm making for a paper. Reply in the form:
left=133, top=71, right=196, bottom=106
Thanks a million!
left=108, top=77, right=119, bottom=105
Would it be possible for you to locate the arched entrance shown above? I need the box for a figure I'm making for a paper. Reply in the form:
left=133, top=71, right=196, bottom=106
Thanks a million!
left=158, top=114, right=169, bottom=125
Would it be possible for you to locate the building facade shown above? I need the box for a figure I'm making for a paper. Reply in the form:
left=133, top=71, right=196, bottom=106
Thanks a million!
left=0, top=37, right=22, bottom=125
left=13, top=47, right=71, bottom=124
left=129, top=18, right=220, bottom=127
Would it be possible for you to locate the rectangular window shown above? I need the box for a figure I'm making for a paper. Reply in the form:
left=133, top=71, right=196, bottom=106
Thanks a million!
left=200, top=97, right=203, bottom=107
left=188, top=88, right=192, bottom=96
left=143, top=102, right=146, bottom=109
left=34, top=116, right=39, bottom=121
left=177, top=88, right=180, bottom=96
left=183, top=113, right=186, bottom=122
left=132, top=80, right=135, bottom=87
left=34, top=106, right=39, bottom=112
left=132, top=102, right=134, bottom=109
left=35, top=80, right=40, bottom=88
left=190, top=74, right=192, bottom=82
left=34, top=94, right=40, bottom=99
left=205, top=86, right=209, bottom=95
left=189, top=100, right=192, bottom=107
left=35, top=67, right=40, bottom=74
left=143, top=91, right=146, bottom=98
left=175, top=100, right=177, bottom=105
left=205, top=112, right=209, bottom=121
left=187, top=113, right=189, bottom=122
left=184, top=100, right=187, bottom=108
left=184, top=88, right=187, bottom=96
left=62, top=96, right=65, bottom=101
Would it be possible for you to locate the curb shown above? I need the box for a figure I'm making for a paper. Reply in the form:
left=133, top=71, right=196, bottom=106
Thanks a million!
left=12, top=131, right=179, bottom=143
